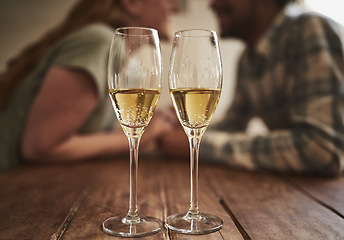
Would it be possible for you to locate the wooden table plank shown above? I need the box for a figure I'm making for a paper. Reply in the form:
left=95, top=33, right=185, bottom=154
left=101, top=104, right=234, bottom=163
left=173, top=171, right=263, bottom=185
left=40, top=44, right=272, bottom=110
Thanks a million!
left=284, top=175, right=344, bottom=217
left=162, top=159, right=243, bottom=240
left=205, top=165, right=344, bottom=239
left=61, top=158, right=168, bottom=240
left=0, top=162, right=98, bottom=240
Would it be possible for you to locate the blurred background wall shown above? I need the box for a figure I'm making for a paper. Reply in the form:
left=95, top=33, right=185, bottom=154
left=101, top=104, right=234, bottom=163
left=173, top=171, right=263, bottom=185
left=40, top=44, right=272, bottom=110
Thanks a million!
left=0, top=0, right=78, bottom=71
left=1, top=0, right=342, bottom=122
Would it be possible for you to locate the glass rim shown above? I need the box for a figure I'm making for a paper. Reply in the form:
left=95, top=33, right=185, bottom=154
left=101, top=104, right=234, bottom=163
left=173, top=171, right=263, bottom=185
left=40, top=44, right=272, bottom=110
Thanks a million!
left=115, top=27, right=158, bottom=36
left=174, top=29, right=216, bottom=38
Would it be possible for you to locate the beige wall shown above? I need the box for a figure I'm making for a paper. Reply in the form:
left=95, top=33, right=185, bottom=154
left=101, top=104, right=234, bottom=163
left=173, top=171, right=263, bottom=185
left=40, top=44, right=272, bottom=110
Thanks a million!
left=0, top=0, right=78, bottom=71
left=0, top=0, right=244, bottom=122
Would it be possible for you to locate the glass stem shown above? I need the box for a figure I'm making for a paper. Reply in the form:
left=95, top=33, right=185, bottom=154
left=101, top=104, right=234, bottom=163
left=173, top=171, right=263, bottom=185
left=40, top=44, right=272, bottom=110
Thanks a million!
left=188, top=134, right=201, bottom=216
left=126, top=136, right=141, bottom=222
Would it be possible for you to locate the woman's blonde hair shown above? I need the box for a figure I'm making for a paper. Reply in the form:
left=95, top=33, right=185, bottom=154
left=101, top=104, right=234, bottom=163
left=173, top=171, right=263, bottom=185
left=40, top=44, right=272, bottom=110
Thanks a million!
left=0, top=0, right=129, bottom=109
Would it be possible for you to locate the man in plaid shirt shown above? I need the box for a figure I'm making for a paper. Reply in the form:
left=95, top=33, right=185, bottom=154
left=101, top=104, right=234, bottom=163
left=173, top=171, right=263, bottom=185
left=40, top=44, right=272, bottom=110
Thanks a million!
left=161, top=0, right=344, bottom=176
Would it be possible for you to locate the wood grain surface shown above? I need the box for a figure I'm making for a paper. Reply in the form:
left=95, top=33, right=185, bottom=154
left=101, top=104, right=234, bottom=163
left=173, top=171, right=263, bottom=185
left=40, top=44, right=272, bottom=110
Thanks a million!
left=0, top=157, right=343, bottom=239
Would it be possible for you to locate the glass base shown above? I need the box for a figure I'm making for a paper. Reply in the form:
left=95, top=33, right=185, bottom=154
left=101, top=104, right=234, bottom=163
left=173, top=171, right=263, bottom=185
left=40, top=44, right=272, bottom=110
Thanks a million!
left=102, top=216, right=163, bottom=237
left=165, top=212, right=223, bottom=234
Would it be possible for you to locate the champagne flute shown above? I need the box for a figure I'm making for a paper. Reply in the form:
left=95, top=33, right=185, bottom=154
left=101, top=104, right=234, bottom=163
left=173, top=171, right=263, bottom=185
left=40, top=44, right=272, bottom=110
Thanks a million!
left=102, top=27, right=163, bottom=237
left=165, top=29, right=223, bottom=234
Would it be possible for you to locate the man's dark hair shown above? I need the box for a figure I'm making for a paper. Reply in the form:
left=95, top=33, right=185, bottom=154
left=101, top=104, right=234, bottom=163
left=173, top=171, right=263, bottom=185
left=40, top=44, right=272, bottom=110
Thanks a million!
left=278, top=0, right=301, bottom=7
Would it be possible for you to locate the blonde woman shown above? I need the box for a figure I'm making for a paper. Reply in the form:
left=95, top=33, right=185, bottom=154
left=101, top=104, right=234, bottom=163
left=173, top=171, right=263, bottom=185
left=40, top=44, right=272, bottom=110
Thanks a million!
left=0, top=0, right=178, bottom=170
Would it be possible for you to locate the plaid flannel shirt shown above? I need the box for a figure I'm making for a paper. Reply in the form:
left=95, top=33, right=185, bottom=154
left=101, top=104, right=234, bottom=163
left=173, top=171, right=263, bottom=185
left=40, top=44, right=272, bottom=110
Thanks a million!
left=201, top=11, right=344, bottom=177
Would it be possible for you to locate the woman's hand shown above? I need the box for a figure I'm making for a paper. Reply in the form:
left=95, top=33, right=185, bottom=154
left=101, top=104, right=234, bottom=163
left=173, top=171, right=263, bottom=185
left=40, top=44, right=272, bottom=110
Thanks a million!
left=140, top=110, right=173, bottom=151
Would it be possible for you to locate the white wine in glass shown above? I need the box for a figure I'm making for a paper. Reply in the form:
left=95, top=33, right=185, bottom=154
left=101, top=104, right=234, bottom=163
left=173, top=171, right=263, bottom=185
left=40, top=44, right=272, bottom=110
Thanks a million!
left=102, top=27, right=163, bottom=237
left=166, top=29, right=223, bottom=234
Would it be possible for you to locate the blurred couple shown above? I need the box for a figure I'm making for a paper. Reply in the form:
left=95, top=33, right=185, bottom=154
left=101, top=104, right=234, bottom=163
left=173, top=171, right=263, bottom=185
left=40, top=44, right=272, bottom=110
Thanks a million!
left=1, top=0, right=344, bottom=177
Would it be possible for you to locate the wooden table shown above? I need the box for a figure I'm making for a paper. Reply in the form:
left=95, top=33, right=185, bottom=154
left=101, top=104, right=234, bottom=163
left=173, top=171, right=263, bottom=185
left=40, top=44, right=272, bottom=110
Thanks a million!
left=0, top=156, right=343, bottom=239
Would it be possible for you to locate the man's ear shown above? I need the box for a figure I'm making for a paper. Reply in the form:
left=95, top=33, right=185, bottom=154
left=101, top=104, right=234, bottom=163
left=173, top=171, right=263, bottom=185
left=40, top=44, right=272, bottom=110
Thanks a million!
left=121, top=0, right=143, bottom=16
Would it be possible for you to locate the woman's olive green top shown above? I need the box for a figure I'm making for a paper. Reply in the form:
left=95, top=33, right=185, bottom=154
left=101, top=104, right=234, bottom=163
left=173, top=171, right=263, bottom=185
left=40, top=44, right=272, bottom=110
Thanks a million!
left=0, top=24, right=116, bottom=171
